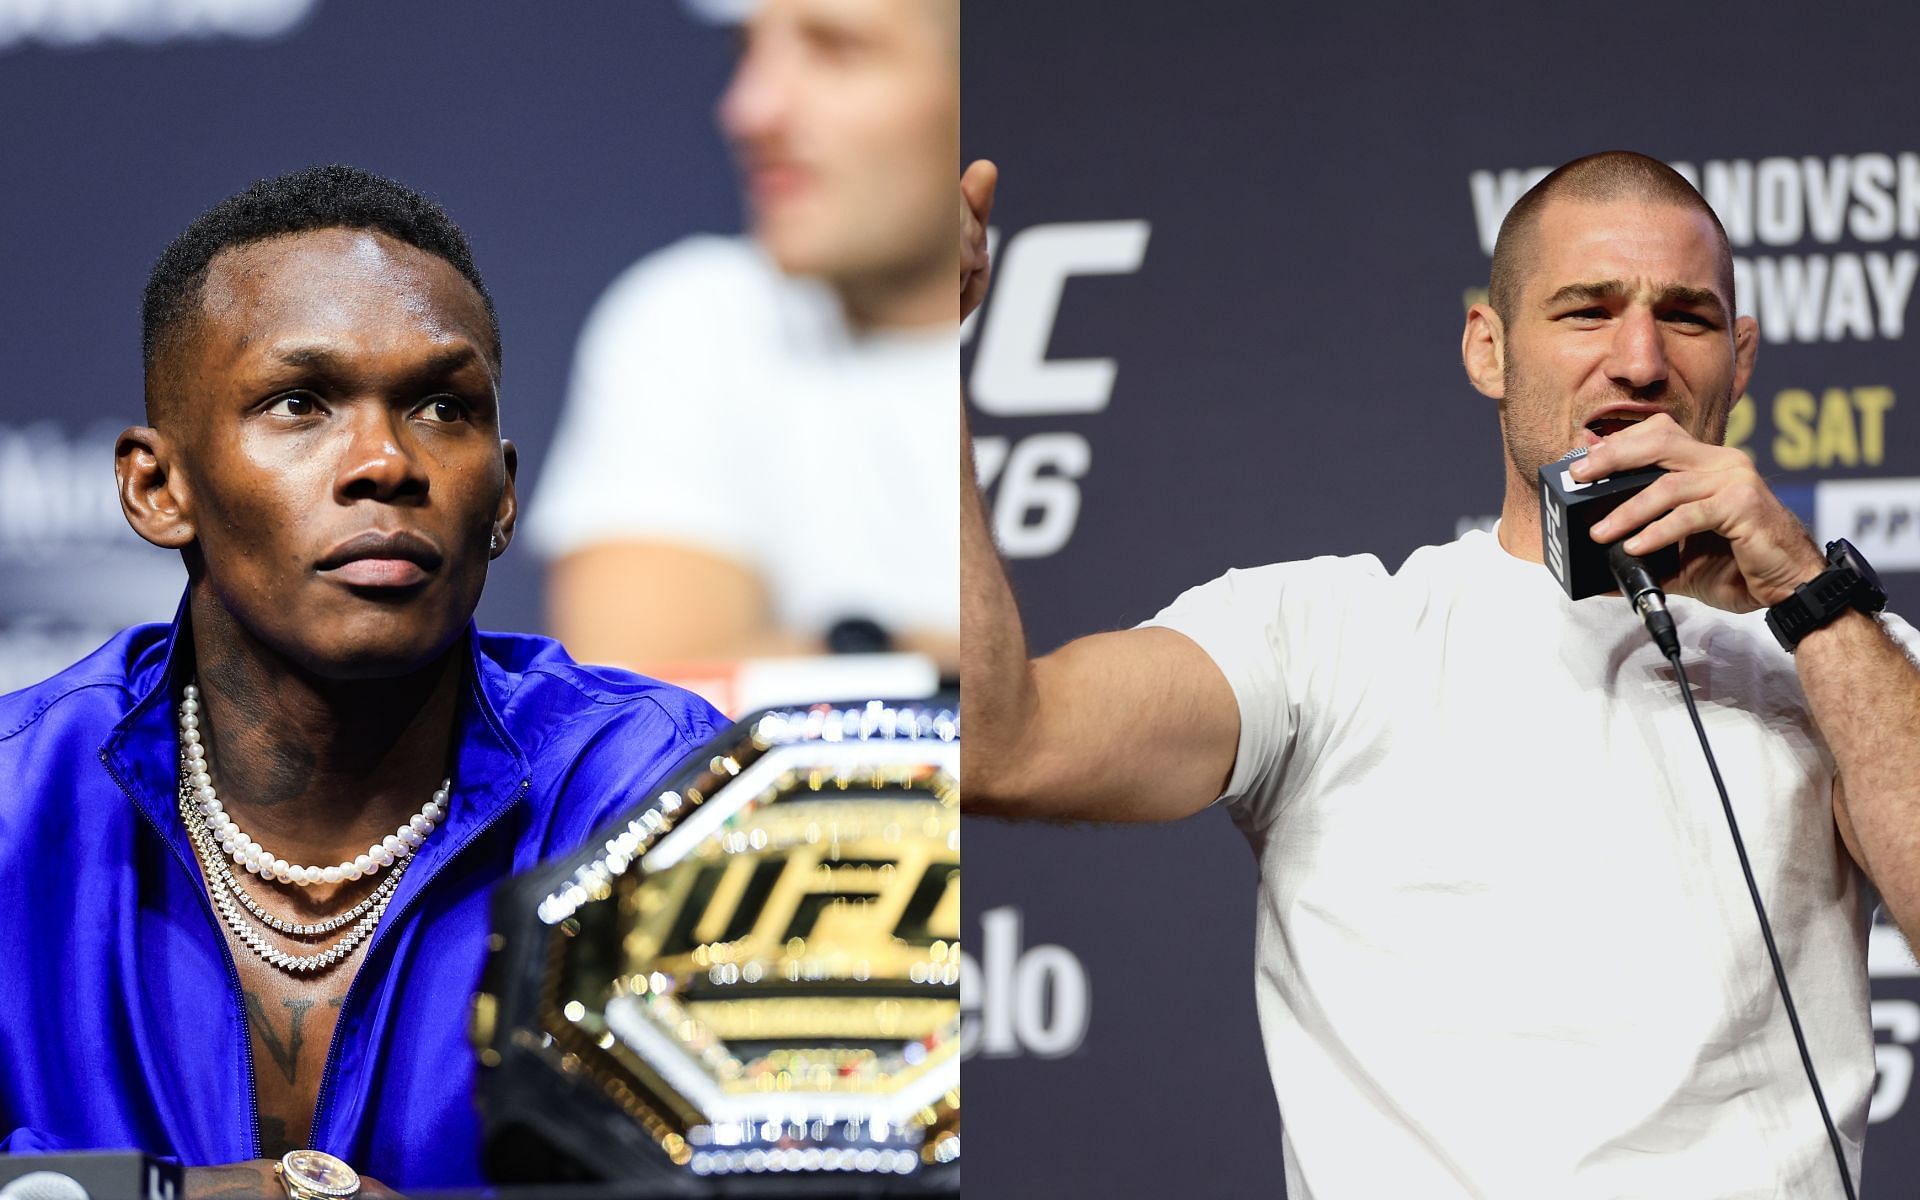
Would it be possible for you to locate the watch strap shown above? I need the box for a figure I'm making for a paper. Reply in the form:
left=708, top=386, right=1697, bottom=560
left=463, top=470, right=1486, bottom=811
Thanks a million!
left=1766, top=561, right=1869, bottom=651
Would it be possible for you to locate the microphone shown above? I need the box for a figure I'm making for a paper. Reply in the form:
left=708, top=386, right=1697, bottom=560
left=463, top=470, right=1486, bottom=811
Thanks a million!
left=0, top=1154, right=179, bottom=1200
left=826, top=616, right=892, bottom=655
left=1608, top=541, right=1681, bottom=659
left=1536, top=446, right=1679, bottom=600
left=0, top=1175, right=89, bottom=1200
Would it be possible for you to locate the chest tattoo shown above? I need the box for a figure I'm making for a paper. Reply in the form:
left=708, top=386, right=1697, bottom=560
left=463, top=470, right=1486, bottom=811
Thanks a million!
left=243, top=985, right=348, bottom=1155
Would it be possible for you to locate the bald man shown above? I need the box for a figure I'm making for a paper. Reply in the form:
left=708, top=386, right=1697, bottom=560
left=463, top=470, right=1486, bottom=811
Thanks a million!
left=962, top=152, right=1920, bottom=1197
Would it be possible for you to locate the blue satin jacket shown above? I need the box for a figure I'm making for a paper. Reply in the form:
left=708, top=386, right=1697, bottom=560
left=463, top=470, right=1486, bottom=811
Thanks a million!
left=0, top=612, right=724, bottom=1188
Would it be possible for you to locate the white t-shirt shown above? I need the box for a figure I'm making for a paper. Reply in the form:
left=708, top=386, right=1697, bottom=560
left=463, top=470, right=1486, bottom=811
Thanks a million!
left=527, top=234, right=958, bottom=641
left=1147, top=528, right=1919, bottom=1199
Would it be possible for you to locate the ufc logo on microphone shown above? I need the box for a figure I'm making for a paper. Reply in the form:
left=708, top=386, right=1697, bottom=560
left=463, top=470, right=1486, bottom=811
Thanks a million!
left=1542, top=481, right=1568, bottom=586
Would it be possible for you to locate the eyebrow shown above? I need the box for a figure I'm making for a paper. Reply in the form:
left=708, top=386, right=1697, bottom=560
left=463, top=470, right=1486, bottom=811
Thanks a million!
left=261, top=342, right=492, bottom=385
left=1541, top=280, right=1728, bottom=322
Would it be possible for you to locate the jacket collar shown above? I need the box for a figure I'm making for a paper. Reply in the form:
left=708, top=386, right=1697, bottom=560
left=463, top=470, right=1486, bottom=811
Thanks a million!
left=100, top=592, right=533, bottom=880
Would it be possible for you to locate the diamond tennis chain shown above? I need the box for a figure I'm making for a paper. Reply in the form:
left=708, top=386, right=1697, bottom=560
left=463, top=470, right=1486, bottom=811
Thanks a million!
left=175, top=683, right=449, bottom=976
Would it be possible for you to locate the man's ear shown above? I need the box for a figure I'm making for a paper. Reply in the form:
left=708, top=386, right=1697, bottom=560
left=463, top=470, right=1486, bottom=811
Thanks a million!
left=490, top=438, right=518, bottom=558
left=1731, top=313, right=1759, bottom=399
left=1462, top=302, right=1506, bottom=400
left=115, top=426, right=195, bottom=549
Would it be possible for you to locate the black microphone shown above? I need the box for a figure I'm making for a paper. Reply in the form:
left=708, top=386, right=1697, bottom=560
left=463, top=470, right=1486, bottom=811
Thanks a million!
left=826, top=615, right=892, bottom=655
left=1608, top=541, right=1681, bottom=659
left=1536, top=446, right=1679, bottom=600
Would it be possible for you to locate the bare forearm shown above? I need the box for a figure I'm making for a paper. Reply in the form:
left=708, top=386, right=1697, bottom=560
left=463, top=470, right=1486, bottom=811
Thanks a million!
left=549, top=541, right=794, bottom=666
left=1797, top=609, right=1920, bottom=938
left=956, top=161, right=1051, bottom=811
left=950, top=163, right=1234, bottom=821
left=185, top=1161, right=281, bottom=1200
left=960, top=402, right=1041, bottom=809
left=958, top=405, right=1239, bottom=820
left=185, top=1160, right=399, bottom=1200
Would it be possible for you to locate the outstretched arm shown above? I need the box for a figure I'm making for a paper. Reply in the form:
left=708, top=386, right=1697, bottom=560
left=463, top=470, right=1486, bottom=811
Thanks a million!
left=959, top=162, right=1239, bottom=823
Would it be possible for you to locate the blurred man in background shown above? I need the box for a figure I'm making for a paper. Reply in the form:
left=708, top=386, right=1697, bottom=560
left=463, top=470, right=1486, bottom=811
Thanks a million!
left=527, top=0, right=960, bottom=677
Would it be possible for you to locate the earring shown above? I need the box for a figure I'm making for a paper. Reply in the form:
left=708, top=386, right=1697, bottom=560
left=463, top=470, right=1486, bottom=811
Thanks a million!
left=490, top=532, right=500, bottom=552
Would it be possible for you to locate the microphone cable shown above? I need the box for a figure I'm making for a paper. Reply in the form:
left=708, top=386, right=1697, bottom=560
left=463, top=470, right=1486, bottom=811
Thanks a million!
left=1611, top=544, right=1856, bottom=1200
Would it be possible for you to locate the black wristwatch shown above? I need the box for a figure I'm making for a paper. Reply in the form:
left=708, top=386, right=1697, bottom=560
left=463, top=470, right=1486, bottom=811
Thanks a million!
left=1765, top=538, right=1888, bottom=651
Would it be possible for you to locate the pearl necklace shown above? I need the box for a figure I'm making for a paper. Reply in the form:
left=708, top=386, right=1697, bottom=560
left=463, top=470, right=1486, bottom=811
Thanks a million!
left=178, top=683, right=448, bottom=886
left=180, top=779, right=410, bottom=974
left=200, top=810, right=406, bottom=938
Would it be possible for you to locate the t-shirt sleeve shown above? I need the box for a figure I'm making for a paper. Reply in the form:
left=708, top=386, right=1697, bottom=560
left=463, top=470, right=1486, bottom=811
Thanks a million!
left=1139, top=555, right=1382, bottom=828
left=524, top=239, right=766, bottom=565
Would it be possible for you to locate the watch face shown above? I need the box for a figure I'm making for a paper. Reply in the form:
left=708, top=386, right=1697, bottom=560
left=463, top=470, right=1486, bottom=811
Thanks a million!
left=283, top=1150, right=359, bottom=1196
left=1829, top=538, right=1890, bottom=608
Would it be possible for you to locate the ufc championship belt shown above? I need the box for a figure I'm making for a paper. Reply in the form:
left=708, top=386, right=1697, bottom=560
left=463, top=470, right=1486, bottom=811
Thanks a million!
left=475, top=701, right=960, bottom=1195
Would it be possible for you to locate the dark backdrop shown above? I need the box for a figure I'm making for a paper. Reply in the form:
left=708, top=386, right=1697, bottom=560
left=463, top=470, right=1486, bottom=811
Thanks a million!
left=0, top=0, right=740, bottom=691
left=962, top=3, right=1920, bottom=1196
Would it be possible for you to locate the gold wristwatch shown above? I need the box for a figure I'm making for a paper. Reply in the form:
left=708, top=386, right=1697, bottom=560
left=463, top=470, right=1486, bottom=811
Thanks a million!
left=275, top=1150, right=360, bottom=1200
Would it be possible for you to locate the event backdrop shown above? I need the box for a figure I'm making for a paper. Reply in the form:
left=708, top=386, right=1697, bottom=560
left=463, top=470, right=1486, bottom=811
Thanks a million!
left=963, top=3, right=1920, bottom=1196
left=0, top=0, right=743, bottom=692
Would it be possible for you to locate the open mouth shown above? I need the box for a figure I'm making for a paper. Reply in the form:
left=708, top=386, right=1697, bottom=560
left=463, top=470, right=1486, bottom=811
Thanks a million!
left=1583, top=411, right=1660, bottom=443
left=1586, top=416, right=1641, bottom=437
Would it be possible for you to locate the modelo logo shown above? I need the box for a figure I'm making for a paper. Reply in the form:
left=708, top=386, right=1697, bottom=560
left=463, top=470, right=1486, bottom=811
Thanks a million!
left=966, top=220, right=1151, bottom=559
left=958, top=906, right=1090, bottom=1059
left=0, top=0, right=316, bottom=50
